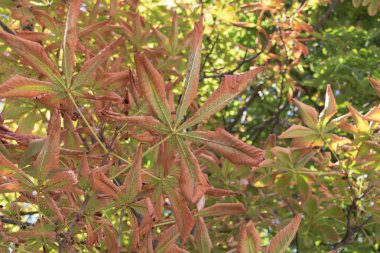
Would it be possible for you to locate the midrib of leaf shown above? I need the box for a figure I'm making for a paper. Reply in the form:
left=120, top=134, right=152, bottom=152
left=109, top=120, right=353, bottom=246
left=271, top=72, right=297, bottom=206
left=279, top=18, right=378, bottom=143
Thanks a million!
left=175, top=135, right=197, bottom=190
left=148, top=76, right=172, bottom=129
left=179, top=132, right=239, bottom=152
left=29, top=54, right=65, bottom=88
left=247, top=237, right=256, bottom=253
left=178, top=94, right=235, bottom=131
left=175, top=45, right=200, bottom=128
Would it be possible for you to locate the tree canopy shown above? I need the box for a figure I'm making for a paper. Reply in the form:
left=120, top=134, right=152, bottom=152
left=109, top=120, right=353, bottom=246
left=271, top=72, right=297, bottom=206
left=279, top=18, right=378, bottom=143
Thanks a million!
left=0, top=0, right=379, bottom=252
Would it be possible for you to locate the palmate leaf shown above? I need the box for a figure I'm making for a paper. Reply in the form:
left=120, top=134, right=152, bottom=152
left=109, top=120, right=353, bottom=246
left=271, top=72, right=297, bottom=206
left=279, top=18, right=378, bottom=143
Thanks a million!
left=265, top=214, right=302, bottom=253
left=72, top=36, right=124, bottom=88
left=135, top=53, right=172, bottom=127
left=178, top=66, right=265, bottom=131
left=237, top=221, right=261, bottom=253
left=175, top=18, right=203, bottom=127
left=0, top=30, right=64, bottom=86
left=175, top=136, right=209, bottom=203
left=183, top=128, right=264, bottom=166
left=62, top=0, right=82, bottom=82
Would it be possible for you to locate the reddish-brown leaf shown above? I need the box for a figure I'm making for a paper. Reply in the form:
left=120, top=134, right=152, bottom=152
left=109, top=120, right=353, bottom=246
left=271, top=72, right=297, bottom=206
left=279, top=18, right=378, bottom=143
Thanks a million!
left=0, top=30, right=62, bottom=85
left=72, top=36, right=124, bottom=88
left=238, top=221, right=261, bottom=253
left=32, top=109, right=61, bottom=178
left=163, top=186, right=194, bottom=243
left=179, top=67, right=265, bottom=130
left=63, top=0, right=82, bottom=80
left=122, top=145, right=142, bottom=201
left=135, top=53, right=171, bottom=126
left=195, top=217, right=213, bottom=253
left=176, top=137, right=209, bottom=203
left=185, top=128, right=264, bottom=166
left=197, top=203, right=246, bottom=217
left=175, top=18, right=203, bottom=126
left=266, top=214, right=302, bottom=253
left=92, top=168, right=120, bottom=199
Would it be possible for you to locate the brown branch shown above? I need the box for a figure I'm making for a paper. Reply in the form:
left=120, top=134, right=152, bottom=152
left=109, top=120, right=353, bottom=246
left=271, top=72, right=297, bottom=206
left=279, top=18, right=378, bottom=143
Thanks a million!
left=200, top=37, right=269, bottom=80
left=0, top=20, right=15, bottom=35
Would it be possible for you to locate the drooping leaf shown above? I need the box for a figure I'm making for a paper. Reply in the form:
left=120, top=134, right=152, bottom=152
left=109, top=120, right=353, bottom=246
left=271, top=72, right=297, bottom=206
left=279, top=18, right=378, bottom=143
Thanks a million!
left=184, top=128, right=264, bottom=166
left=237, top=221, right=261, bottom=253
left=197, top=203, right=246, bottom=217
left=176, top=136, right=209, bottom=203
left=163, top=184, right=194, bottom=243
left=175, top=18, right=203, bottom=127
left=266, top=214, right=302, bottom=253
left=0, top=30, right=63, bottom=86
left=32, top=109, right=61, bottom=180
left=179, top=67, right=264, bottom=130
left=135, top=53, right=172, bottom=126
left=72, top=36, right=124, bottom=88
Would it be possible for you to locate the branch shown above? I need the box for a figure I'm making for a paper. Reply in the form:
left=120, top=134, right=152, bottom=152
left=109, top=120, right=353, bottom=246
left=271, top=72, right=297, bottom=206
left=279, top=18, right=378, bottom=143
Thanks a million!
left=200, top=37, right=269, bottom=80
left=0, top=20, right=15, bottom=35
left=314, top=0, right=339, bottom=31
